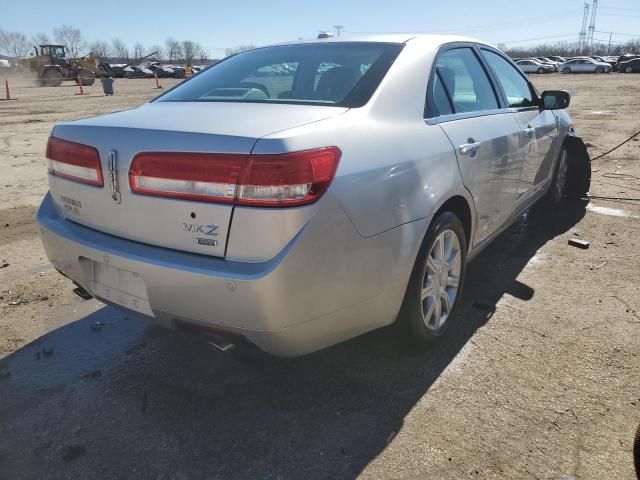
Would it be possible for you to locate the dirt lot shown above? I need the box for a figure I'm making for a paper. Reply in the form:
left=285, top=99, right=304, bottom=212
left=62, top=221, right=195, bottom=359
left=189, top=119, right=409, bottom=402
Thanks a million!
left=0, top=73, right=639, bottom=479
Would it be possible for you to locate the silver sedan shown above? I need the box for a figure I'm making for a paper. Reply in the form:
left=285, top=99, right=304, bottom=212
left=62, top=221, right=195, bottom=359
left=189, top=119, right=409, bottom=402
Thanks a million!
left=38, top=35, right=590, bottom=356
left=560, top=57, right=612, bottom=73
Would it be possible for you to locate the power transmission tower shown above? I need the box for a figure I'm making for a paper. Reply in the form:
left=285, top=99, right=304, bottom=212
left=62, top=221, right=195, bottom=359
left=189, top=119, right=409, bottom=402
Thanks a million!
left=333, top=25, right=344, bottom=37
left=579, top=2, right=590, bottom=53
left=586, top=0, right=598, bottom=52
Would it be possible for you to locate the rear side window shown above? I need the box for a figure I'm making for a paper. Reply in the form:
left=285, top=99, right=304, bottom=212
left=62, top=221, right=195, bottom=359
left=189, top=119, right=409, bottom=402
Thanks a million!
left=434, top=48, right=498, bottom=114
left=156, top=42, right=403, bottom=107
left=481, top=50, right=536, bottom=108
left=431, top=71, right=453, bottom=116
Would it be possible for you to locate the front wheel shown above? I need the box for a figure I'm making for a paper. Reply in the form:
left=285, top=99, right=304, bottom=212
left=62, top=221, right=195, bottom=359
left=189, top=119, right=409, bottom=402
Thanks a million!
left=537, top=67, right=545, bottom=74
left=595, top=66, right=604, bottom=73
left=562, top=67, right=571, bottom=74
left=400, top=212, right=467, bottom=343
left=626, top=66, right=634, bottom=73
left=545, top=148, right=569, bottom=205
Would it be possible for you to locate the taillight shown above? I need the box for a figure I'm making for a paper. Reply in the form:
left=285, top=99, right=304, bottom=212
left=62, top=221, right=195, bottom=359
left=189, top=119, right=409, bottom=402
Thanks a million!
left=46, top=137, right=104, bottom=187
left=128, top=147, right=341, bottom=207
left=129, top=152, right=249, bottom=203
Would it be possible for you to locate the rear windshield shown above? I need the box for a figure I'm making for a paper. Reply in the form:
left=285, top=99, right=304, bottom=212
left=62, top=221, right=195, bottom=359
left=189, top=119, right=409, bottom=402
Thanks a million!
left=156, top=42, right=403, bottom=107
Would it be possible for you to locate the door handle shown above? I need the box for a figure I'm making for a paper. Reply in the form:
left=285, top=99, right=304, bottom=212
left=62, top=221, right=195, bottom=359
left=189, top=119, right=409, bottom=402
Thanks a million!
left=523, top=126, right=534, bottom=138
left=459, top=141, right=481, bottom=157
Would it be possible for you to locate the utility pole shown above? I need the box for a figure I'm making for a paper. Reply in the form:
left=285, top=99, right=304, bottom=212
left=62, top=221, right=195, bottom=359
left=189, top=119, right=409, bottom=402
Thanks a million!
left=333, top=25, right=344, bottom=37
left=579, top=2, right=590, bottom=54
left=586, top=0, right=598, bottom=52
left=607, top=31, right=612, bottom=55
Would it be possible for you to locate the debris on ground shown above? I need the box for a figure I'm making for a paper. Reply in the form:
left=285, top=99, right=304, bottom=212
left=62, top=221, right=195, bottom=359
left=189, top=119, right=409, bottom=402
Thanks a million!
left=569, top=238, right=590, bottom=249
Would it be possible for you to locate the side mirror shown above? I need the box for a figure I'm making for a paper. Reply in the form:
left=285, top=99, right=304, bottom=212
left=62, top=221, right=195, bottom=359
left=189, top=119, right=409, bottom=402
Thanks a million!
left=541, top=90, right=571, bottom=110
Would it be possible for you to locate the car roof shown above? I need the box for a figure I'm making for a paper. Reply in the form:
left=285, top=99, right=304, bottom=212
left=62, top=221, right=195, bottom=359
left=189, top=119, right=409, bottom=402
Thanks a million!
left=269, top=33, right=491, bottom=48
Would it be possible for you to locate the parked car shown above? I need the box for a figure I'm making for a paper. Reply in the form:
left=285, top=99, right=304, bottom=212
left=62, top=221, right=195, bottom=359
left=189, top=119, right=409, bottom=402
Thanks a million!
left=618, top=57, right=640, bottom=73
left=560, top=57, right=612, bottom=73
left=533, top=57, right=560, bottom=71
left=125, top=66, right=153, bottom=78
left=170, top=65, right=186, bottom=78
left=589, top=55, right=617, bottom=68
left=548, top=55, right=567, bottom=63
left=616, top=54, right=640, bottom=71
left=148, top=64, right=175, bottom=78
left=516, top=59, right=554, bottom=73
left=38, top=35, right=589, bottom=356
left=108, top=64, right=128, bottom=78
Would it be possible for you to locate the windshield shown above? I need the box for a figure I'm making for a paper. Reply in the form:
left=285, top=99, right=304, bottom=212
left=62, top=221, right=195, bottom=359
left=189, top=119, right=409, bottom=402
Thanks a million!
left=156, top=42, right=403, bottom=107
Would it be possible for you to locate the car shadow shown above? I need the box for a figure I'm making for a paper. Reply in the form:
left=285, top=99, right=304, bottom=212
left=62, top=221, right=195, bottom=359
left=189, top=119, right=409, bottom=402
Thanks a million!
left=0, top=201, right=587, bottom=479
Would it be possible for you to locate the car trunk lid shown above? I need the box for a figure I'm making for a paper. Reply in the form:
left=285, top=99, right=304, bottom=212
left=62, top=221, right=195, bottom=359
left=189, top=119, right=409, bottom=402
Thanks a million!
left=48, top=102, right=347, bottom=258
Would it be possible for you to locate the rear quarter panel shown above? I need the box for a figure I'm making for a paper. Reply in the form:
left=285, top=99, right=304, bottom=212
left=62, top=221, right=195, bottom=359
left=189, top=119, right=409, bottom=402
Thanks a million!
left=255, top=38, right=470, bottom=239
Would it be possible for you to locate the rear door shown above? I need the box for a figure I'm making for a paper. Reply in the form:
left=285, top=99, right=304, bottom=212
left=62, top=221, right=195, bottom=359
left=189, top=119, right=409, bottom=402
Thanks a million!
left=481, top=49, right=558, bottom=197
left=427, top=45, right=525, bottom=246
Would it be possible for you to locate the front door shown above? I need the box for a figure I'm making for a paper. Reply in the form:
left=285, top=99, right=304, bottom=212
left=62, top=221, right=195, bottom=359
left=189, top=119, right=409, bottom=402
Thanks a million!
left=480, top=49, right=559, bottom=199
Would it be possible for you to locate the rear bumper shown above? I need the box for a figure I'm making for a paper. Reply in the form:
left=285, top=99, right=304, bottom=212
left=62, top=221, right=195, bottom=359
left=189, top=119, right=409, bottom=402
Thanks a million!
left=38, top=192, right=427, bottom=356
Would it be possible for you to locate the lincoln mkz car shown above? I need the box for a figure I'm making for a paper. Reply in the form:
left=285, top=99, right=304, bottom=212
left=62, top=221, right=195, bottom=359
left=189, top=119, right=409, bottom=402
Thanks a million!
left=38, top=35, right=590, bottom=356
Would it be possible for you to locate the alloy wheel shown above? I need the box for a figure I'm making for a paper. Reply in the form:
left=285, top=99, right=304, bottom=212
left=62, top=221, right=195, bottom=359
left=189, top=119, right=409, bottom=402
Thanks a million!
left=421, top=229, right=461, bottom=330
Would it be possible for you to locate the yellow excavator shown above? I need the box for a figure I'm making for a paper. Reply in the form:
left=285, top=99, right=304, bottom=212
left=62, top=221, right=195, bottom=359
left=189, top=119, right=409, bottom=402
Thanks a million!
left=19, top=45, right=157, bottom=87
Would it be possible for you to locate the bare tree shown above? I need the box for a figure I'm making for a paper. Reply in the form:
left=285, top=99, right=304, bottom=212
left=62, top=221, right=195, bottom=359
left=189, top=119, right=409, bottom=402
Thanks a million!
left=53, top=25, right=86, bottom=58
left=111, top=38, right=130, bottom=63
left=148, top=45, right=163, bottom=61
left=31, top=32, right=50, bottom=45
left=225, top=44, right=255, bottom=57
left=133, top=42, right=145, bottom=61
left=88, top=40, right=111, bottom=60
left=197, top=44, right=209, bottom=65
left=182, top=40, right=197, bottom=64
left=165, top=37, right=182, bottom=64
left=0, top=30, right=31, bottom=57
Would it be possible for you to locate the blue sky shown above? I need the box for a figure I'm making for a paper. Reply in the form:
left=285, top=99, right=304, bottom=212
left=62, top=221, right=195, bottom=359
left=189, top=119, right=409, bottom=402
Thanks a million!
left=3, top=0, right=640, bottom=55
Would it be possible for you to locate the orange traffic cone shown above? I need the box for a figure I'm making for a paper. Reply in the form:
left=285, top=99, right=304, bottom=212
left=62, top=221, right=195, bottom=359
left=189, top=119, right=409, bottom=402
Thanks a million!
left=2, top=78, right=12, bottom=101
left=154, top=72, right=163, bottom=89
left=75, top=77, right=85, bottom=95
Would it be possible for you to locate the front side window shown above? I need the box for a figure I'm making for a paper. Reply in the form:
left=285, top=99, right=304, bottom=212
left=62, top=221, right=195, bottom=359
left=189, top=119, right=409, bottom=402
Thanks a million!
left=156, top=42, right=403, bottom=107
left=481, top=50, right=536, bottom=108
left=434, top=47, right=499, bottom=114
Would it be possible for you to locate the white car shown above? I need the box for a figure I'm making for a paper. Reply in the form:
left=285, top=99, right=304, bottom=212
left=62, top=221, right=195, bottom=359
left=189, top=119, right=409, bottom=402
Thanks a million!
left=515, top=59, right=554, bottom=74
left=560, top=58, right=612, bottom=73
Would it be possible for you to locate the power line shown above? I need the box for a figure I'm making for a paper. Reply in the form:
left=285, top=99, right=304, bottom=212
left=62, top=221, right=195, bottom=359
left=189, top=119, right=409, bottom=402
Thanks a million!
left=599, top=12, right=640, bottom=18
left=502, top=34, right=577, bottom=44
left=595, top=30, right=640, bottom=37
left=342, top=9, right=579, bottom=37
left=599, top=6, right=640, bottom=13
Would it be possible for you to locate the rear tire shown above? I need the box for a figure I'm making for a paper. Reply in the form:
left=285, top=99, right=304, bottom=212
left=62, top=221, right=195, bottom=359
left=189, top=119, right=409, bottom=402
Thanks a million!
left=626, top=66, right=633, bottom=73
left=77, top=69, right=95, bottom=86
left=42, top=68, right=62, bottom=87
left=562, top=67, right=571, bottom=74
left=399, top=212, right=467, bottom=344
left=595, top=66, right=604, bottom=73
left=537, top=67, right=545, bottom=74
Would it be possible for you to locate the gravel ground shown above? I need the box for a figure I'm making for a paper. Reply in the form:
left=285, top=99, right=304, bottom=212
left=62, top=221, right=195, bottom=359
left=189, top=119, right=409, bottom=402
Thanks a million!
left=0, top=73, right=639, bottom=479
